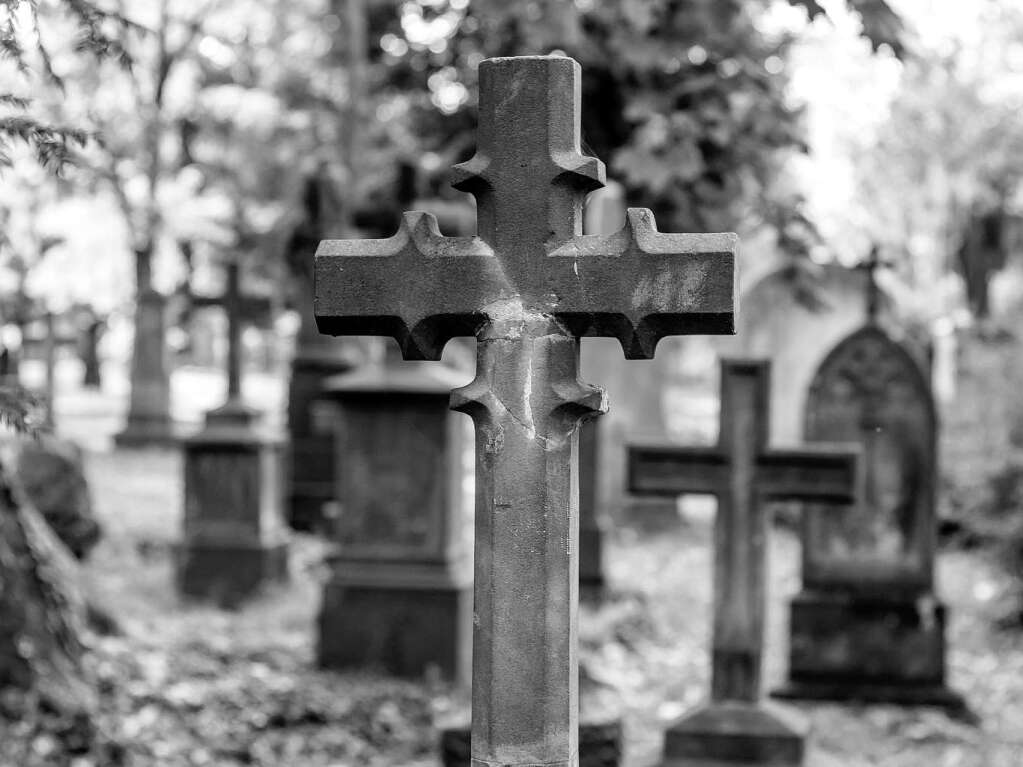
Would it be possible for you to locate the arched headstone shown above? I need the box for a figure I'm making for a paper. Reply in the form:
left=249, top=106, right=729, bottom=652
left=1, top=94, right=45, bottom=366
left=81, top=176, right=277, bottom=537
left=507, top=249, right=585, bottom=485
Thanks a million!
left=773, top=323, right=967, bottom=711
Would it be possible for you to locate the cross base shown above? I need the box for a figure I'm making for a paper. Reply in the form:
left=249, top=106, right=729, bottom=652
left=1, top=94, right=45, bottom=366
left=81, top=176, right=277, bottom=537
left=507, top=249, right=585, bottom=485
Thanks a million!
left=440, top=719, right=624, bottom=767
left=661, top=700, right=807, bottom=767
left=114, top=414, right=180, bottom=447
left=204, top=399, right=261, bottom=431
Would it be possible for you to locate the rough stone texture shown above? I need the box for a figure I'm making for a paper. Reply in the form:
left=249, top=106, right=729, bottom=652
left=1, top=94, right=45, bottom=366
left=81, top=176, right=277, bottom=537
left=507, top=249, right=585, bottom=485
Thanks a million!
left=629, top=360, right=857, bottom=765
left=580, top=183, right=678, bottom=531
left=315, top=56, right=736, bottom=767
left=115, top=288, right=175, bottom=446
left=440, top=720, right=624, bottom=767
left=178, top=419, right=289, bottom=607
left=773, top=323, right=965, bottom=711
left=316, top=361, right=473, bottom=682
left=10, top=435, right=100, bottom=560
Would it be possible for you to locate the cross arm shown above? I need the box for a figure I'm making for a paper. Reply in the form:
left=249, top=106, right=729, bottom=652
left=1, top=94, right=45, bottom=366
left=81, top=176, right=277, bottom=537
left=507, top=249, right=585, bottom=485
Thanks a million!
left=547, top=209, right=737, bottom=359
left=757, top=445, right=859, bottom=502
left=628, top=442, right=729, bottom=497
left=314, top=212, right=497, bottom=360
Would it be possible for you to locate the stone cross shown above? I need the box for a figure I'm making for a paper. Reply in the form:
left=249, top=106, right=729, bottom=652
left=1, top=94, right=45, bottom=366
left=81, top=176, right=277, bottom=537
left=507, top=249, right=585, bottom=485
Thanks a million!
left=629, top=360, right=857, bottom=705
left=854, top=244, right=895, bottom=324
left=315, top=56, right=737, bottom=767
left=192, top=260, right=273, bottom=423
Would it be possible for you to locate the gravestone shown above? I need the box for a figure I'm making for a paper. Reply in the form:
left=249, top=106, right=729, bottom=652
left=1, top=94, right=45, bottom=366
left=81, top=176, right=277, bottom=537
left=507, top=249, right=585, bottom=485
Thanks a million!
left=314, top=55, right=737, bottom=767
left=115, top=288, right=175, bottom=445
left=177, top=261, right=288, bottom=606
left=285, top=173, right=368, bottom=533
left=772, top=255, right=966, bottom=711
left=629, top=360, right=857, bottom=766
left=316, top=344, right=473, bottom=681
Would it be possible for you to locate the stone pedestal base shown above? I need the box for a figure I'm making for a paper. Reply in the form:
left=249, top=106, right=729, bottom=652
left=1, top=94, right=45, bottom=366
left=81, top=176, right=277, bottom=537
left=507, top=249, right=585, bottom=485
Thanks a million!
left=771, top=590, right=967, bottom=714
left=662, top=701, right=807, bottom=766
left=317, top=569, right=471, bottom=683
left=114, top=416, right=179, bottom=447
left=440, top=719, right=623, bottom=767
left=176, top=541, right=289, bottom=607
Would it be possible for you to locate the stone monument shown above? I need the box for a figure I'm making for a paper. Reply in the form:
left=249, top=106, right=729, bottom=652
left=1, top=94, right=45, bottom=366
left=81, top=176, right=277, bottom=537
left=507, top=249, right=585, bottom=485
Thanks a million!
left=772, top=252, right=967, bottom=712
left=314, top=56, right=737, bottom=767
left=629, top=360, right=858, bottom=766
left=316, top=342, right=473, bottom=682
left=177, top=260, right=288, bottom=606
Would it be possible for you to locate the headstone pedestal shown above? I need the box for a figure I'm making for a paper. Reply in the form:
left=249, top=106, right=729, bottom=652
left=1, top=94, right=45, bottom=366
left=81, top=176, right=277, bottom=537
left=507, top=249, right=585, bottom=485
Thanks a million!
left=178, top=402, right=289, bottom=606
left=316, top=361, right=473, bottom=683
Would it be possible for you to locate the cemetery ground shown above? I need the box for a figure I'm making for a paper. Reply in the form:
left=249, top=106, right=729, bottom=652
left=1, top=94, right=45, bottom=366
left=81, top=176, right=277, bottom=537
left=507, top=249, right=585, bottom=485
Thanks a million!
left=7, top=338, right=1023, bottom=767
left=25, top=449, right=1022, bottom=767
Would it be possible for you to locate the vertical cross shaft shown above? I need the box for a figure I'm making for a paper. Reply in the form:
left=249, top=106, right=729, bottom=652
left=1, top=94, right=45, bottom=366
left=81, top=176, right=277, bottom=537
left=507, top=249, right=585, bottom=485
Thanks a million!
left=629, top=361, right=857, bottom=703
left=314, top=56, right=738, bottom=767
left=223, top=260, right=243, bottom=402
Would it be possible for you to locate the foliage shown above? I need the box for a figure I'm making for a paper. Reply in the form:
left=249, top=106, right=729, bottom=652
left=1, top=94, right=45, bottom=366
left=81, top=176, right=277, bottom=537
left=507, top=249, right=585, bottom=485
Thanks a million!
left=0, top=0, right=135, bottom=170
left=369, top=0, right=904, bottom=254
left=852, top=1, right=1023, bottom=319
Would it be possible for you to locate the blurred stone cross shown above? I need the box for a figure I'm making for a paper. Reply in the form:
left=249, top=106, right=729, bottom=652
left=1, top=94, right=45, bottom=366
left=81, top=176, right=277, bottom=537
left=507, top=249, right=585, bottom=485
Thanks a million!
left=315, top=55, right=737, bottom=767
left=192, top=259, right=273, bottom=424
left=628, top=359, right=858, bottom=765
left=854, top=243, right=896, bottom=324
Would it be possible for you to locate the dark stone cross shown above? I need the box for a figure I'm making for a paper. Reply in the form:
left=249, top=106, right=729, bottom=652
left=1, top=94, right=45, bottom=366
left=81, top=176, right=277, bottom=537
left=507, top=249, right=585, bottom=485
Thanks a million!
left=315, top=56, right=737, bottom=767
left=628, top=360, right=858, bottom=765
left=192, top=260, right=273, bottom=423
left=854, top=243, right=895, bottom=323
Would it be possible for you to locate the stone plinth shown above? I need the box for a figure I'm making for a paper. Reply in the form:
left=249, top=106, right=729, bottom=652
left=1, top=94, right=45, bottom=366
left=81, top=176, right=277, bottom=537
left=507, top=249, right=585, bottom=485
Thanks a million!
left=178, top=408, right=289, bottom=606
left=662, top=701, right=807, bottom=767
left=773, top=589, right=962, bottom=709
left=316, top=362, right=473, bottom=683
left=439, top=720, right=623, bottom=767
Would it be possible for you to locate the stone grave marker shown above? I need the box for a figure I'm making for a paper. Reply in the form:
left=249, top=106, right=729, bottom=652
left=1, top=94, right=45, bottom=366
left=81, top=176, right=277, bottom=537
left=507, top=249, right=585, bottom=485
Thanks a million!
left=629, top=359, right=858, bottom=766
left=316, top=341, right=473, bottom=681
left=115, top=288, right=174, bottom=445
left=314, top=55, right=737, bottom=767
left=772, top=253, right=967, bottom=712
left=177, top=259, right=288, bottom=606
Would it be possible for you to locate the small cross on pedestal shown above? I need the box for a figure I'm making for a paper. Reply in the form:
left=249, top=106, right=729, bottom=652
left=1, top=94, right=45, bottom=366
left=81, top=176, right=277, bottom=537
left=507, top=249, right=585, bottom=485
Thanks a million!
left=628, top=360, right=859, bottom=766
left=191, top=260, right=273, bottom=428
left=315, top=56, right=737, bottom=767
left=178, top=259, right=287, bottom=606
left=853, top=244, right=895, bottom=324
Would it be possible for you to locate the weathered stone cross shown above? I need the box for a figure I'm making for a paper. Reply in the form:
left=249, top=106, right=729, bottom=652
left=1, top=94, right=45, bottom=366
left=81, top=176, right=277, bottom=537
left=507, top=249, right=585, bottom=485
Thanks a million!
left=628, top=360, right=858, bottom=763
left=315, top=55, right=737, bottom=767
